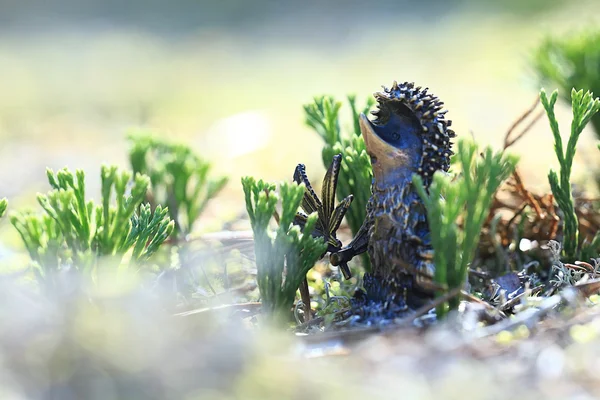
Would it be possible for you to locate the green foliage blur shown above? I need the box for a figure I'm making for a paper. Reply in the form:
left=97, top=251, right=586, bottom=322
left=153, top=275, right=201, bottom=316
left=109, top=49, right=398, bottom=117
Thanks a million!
left=0, top=198, right=7, bottom=218
left=533, top=29, right=600, bottom=140
left=129, top=133, right=228, bottom=238
left=414, top=139, right=518, bottom=317
left=242, top=177, right=327, bottom=325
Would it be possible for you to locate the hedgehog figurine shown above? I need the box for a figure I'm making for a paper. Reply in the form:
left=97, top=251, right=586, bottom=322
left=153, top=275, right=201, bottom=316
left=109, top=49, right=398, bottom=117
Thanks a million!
left=330, top=81, right=455, bottom=317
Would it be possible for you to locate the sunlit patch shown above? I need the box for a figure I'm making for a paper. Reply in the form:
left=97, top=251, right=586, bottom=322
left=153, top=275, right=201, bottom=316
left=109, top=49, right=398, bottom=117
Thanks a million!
left=203, top=110, right=273, bottom=158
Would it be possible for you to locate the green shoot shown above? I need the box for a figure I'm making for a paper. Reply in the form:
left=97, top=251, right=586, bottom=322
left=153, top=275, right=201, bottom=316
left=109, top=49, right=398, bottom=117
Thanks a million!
left=414, top=139, right=518, bottom=317
left=242, top=177, right=327, bottom=325
left=304, top=95, right=374, bottom=270
left=540, top=88, right=600, bottom=260
left=304, top=96, right=342, bottom=157
left=129, top=133, right=228, bottom=237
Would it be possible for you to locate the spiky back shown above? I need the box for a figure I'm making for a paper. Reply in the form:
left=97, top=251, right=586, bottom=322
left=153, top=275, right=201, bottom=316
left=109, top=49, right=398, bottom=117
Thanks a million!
left=371, top=81, right=455, bottom=186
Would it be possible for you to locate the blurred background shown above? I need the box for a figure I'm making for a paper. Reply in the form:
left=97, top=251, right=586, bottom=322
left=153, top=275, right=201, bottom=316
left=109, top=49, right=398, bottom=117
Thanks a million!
left=1, top=0, right=599, bottom=223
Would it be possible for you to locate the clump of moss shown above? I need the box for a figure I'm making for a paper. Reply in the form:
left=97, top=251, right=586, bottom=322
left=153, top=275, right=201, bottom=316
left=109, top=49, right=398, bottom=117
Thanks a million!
left=414, top=139, right=518, bottom=317
left=10, top=166, right=173, bottom=292
left=242, top=177, right=327, bottom=325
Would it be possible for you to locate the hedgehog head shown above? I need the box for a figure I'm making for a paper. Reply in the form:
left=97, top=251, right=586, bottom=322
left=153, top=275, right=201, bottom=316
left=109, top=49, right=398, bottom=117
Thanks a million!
left=360, top=81, right=455, bottom=189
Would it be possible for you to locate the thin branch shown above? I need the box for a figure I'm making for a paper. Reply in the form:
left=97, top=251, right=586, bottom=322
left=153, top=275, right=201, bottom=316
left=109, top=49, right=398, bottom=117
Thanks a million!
left=504, top=110, right=545, bottom=149
left=503, top=95, right=541, bottom=149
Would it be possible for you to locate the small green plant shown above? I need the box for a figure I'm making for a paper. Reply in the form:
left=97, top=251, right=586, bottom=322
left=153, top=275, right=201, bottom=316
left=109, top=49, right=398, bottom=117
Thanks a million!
left=533, top=29, right=600, bottom=139
left=242, top=177, right=327, bottom=325
left=304, top=95, right=374, bottom=270
left=414, top=139, right=518, bottom=317
left=540, top=88, right=600, bottom=260
left=129, top=133, right=228, bottom=237
left=10, top=166, right=174, bottom=288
